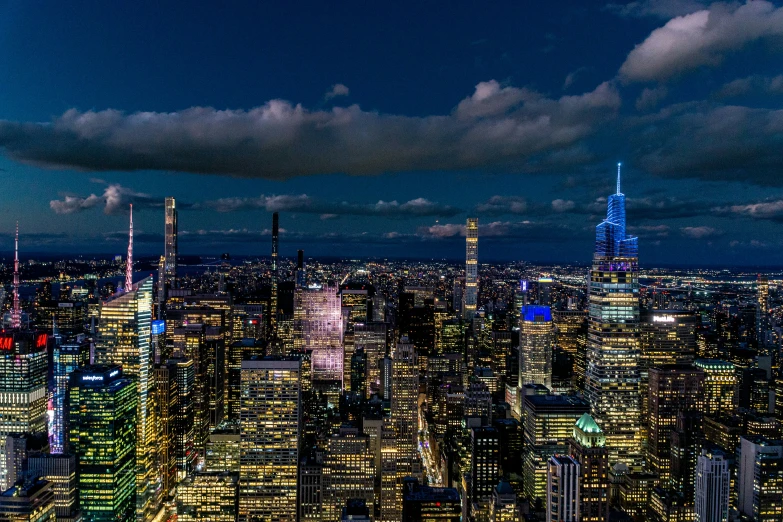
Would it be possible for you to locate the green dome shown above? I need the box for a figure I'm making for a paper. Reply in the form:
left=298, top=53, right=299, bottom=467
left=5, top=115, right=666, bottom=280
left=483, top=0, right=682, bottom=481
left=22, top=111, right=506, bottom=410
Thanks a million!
left=575, top=413, right=603, bottom=434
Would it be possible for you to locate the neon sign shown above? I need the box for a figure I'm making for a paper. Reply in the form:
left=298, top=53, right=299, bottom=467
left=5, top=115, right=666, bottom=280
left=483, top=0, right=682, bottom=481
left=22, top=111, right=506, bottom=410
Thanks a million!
left=36, top=334, right=48, bottom=349
left=109, top=370, right=119, bottom=378
left=82, top=375, right=104, bottom=382
left=652, top=315, right=676, bottom=323
left=0, top=337, right=12, bottom=350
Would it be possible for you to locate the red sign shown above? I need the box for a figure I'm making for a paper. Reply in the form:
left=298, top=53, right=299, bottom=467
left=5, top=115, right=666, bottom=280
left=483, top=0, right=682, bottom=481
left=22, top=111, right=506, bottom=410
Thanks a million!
left=0, top=336, right=12, bottom=350
left=36, top=334, right=48, bottom=349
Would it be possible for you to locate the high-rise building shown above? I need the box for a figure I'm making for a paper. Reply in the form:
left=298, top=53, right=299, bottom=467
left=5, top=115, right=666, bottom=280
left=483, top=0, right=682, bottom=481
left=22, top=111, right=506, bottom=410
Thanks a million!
left=67, top=365, right=137, bottom=522
left=647, top=364, right=704, bottom=481
left=322, top=426, right=375, bottom=521
left=25, top=453, right=78, bottom=521
left=523, top=395, right=590, bottom=502
left=269, top=212, right=279, bottom=347
left=95, top=276, right=157, bottom=519
left=354, top=322, right=387, bottom=397
left=0, top=330, right=48, bottom=490
left=757, top=274, right=770, bottom=347
left=239, top=357, right=301, bottom=521
left=568, top=413, right=609, bottom=522
left=489, top=480, right=517, bottom=522
left=519, top=305, right=553, bottom=389
left=553, top=310, right=587, bottom=386
left=159, top=196, right=178, bottom=308
left=694, top=448, right=730, bottom=522
left=693, top=359, right=736, bottom=417
left=50, top=338, right=90, bottom=454
left=464, top=217, right=478, bottom=319
left=176, top=472, right=238, bottom=522
left=585, top=164, right=642, bottom=467
left=470, top=426, right=500, bottom=509
left=298, top=283, right=344, bottom=384
left=0, top=476, right=56, bottom=522
left=547, top=455, right=580, bottom=522
left=738, top=436, right=783, bottom=521
left=392, top=337, right=421, bottom=483
left=205, top=428, right=240, bottom=474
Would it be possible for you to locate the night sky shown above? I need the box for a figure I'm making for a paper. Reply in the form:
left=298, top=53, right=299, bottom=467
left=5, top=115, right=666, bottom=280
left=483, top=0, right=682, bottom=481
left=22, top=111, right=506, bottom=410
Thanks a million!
left=0, top=1, right=782, bottom=265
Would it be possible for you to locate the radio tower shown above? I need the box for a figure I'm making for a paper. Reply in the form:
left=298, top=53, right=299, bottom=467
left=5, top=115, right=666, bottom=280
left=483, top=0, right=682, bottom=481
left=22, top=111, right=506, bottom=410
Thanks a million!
left=125, top=204, right=133, bottom=291
left=11, top=222, right=21, bottom=329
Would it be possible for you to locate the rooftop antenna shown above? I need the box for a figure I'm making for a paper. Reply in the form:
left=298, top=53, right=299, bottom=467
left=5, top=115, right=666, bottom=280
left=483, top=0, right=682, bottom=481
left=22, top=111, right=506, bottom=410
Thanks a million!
left=11, top=222, right=21, bottom=329
left=616, top=162, right=622, bottom=195
left=125, top=204, right=133, bottom=291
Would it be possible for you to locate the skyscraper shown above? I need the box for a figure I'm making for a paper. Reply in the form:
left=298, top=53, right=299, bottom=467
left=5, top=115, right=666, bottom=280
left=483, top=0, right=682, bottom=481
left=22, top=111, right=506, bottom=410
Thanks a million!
left=568, top=413, right=609, bottom=522
left=695, top=449, right=730, bottom=522
left=0, top=330, right=48, bottom=490
left=67, top=365, right=137, bottom=522
left=757, top=274, right=770, bottom=347
left=269, top=212, right=279, bottom=347
left=518, top=305, right=553, bottom=389
left=738, top=436, right=783, bottom=521
left=177, top=472, right=239, bottom=522
left=298, top=282, right=344, bottom=384
left=95, top=276, right=157, bottom=520
left=392, top=337, right=421, bottom=482
left=11, top=223, right=21, bottom=329
left=50, top=338, right=90, bottom=454
left=239, top=357, right=301, bottom=521
left=164, top=197, right=178, bottom=283
left=464, top=217, right=478, bottom=319
left=584, top=163, right=642, bottom=467
left=546, top=455, right=580, bottom=522
left=322, top=427, right=375, bottom=521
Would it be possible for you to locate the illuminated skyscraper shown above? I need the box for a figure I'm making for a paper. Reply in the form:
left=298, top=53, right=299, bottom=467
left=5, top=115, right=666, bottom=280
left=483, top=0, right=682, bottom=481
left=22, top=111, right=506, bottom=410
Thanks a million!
left=519, top=305, right=553, bottom=389
left=695, top=448, right=730, bottom=522
left=298, top=283, right=344, bottom=384
left=322, top=427, right=375, bottom=521
left=0, top=330, right=48, bottom=490
left=354, top=322, right=387, bottom=397
left=67, top=365, right=137, bottom=522
left=568, top=413, right=609, bottom=522
left=392, top=337, right=421, bottom=480
left=464, top=217, right=478, bottom=319
left=757, top=274, right=770, bottom=347
left=159, top=196, right=178, bottom=309
left=177, top=472, right=238, bottom=522
left=584, top=163, right=642, bottom=467
left=693, top=359, right=736, bottom=417
left=0, top=476, right=56, bottom=522
left=26, top=453, right=79, bottom=521
left=546, top=455, right=580, bottom=522
left=95, top=276, right=157, bottom=520
left=50, top=338, right=89, bottom=454
left=239, top=357, right=301, bottom=521
left=269, top=212, right=279, bottom=347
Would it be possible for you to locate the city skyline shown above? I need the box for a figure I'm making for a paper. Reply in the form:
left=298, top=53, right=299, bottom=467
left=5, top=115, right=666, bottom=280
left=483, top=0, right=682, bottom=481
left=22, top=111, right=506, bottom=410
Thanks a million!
left=0, top=2, right=782, bottom=265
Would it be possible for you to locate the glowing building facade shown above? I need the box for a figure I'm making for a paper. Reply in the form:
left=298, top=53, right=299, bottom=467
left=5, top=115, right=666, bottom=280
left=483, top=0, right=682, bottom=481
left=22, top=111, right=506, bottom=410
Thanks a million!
left=464, top=217, right=478, bottom=319
left=239, top=357, right=300, bottom=521
left=95, top=276, right=157, bottom=519
left=584, top=164, right=642, bottom=467
left=50, top=339, right=89, bottom=454
left=519, top=305, right=553, bottom=389
left=298, top=283, right=344, bottom=384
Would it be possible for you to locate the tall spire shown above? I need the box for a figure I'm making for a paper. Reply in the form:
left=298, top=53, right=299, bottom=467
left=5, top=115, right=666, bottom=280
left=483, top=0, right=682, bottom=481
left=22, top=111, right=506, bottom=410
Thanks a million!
left=616, top=162, right=622, bottom=195
left=125, top=204, right=133, bottom=291
left=11, top=222, right=21, bottom=328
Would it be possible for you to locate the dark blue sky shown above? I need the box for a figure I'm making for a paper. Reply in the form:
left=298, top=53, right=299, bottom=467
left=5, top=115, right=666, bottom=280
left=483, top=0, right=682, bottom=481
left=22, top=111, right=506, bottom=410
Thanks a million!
left=1, top=0, right=782, bottom=265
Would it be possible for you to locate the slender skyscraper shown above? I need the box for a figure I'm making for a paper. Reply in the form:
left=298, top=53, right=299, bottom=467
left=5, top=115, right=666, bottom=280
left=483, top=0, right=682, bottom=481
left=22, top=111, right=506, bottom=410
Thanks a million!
left=464, top=217, right=478, bottom=319
left=584, top=163, right=642, bottom=467
left=695, top=449, right=730, bottom=522
left=519, top=305, right=553, bottom=389
left=11, top=222, right=21, bottom=329
left=126, top=204, right=133, bottom=291
left=269, top=212, right=279, bottom=347
left=164, top=197, right=178, bottom=285
left=757, top=274, right=770, bottom=347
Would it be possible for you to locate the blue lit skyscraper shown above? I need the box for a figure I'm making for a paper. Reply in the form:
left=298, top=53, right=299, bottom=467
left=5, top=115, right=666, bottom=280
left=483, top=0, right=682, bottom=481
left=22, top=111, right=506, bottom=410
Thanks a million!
left=584, top=164, right=642, bottom=468
left=50, top=338, right=90, bottom=454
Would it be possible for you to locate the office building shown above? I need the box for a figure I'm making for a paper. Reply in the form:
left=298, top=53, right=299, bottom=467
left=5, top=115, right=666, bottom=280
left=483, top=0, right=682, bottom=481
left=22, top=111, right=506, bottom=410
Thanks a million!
left=0, top=476, right=55, bottom=522
left=239, top=357, right=301, bottom=521
left=0, top=330, right=48, bottom=490
left=738, top=436, right=783, bottom=521
left=695, top=449, right=730, bottom=522
left=519, top=305, right=553, bottom=388
left=25, top=453, right=78, bottom=521
left=693, top=359, right=736, bottom=417
left=489, top=480, right=517, bottom=522
left=647, top=365, right=704, bottom=481
left=95, top=276, right=157, bottom=520
left=392, top=337, right=421, bottom=484
left=176, top=472, right=238, bottom=522
left=322, top=427, right=375, bottom=521
left=757, top=274, right=770, bottom=346
left=205, top=428, right=240, bottom=473
left=584, top=164, right=642, bottom=467
left=464, top=217, right=478, bottom=319
left=354, top=322, right=386, bottom=397
left=547, top=455, right=580, bottom=522
left=67, top=365, right=137, bottom=522
left=569, top=413, right=609, bottom=522
left=470, top=426, right=500, bottom=507
left=50, top=338, right=90, bottom=454
left=298, top=283, right=344, bottom=384
left=269, top=212, right=279, bottom=347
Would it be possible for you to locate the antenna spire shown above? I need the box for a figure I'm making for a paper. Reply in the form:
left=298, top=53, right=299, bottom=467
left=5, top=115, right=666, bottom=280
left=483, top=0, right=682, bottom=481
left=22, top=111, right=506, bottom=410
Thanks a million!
left=11, top=222, right=21, bottom=329
left=125, top=204, right=133, bottom=291
left=616, top=162, right=622, bottom=195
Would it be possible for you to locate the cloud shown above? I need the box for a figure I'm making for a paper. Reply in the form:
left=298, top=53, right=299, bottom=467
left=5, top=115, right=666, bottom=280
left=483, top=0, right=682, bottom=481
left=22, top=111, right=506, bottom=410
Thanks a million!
left=619, top=1, right=783, bottom=82
left=416, top=220, right=585, bottom=242
left=201, top=194, right=461, bottom=218
left=563, top=67, right=590, bottom=90
left=325, top=83, right=350, bottom=100
left=714, top=74, right=783, bottom=98
left=635, top=86, right=668, bottom=110
left=475, top=196, right=528, bottom=215
left=713, top=199, right=783, bottom=221
left=605, top=0, right=709, bottom=19
left=0, top=80, right=620, bottom=179
left=50, top=182, right=164, bottom=214
left=628, top=102, right=783, bottom=184
left=680, top=225, right=723, bottom=239
left=551, top=199, right=576, bottom=212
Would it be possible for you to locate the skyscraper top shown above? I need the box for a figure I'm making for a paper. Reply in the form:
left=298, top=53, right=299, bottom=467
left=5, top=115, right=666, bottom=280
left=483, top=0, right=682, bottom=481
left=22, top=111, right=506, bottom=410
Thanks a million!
left=616, top=162, right=622, bottom=195
left=11, top=221, right=21, bottom=329
left=125, top=204, right=133, bottom=291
